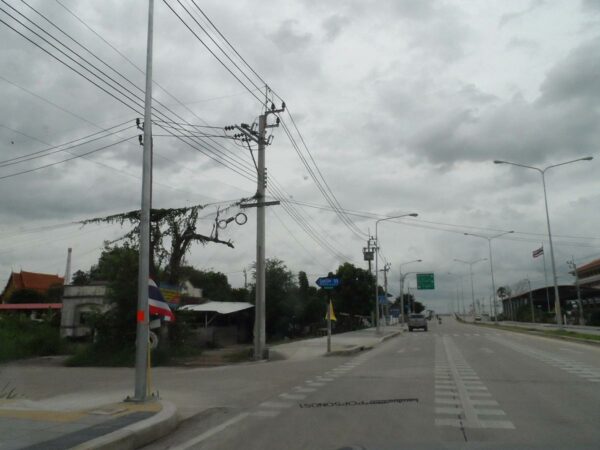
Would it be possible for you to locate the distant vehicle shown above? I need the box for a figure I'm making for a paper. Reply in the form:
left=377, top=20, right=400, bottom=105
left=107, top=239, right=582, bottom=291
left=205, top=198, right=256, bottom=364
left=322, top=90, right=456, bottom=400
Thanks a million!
left=408, top=313, right=428, bottom=332
left=475, top=315, right=482, bottom=321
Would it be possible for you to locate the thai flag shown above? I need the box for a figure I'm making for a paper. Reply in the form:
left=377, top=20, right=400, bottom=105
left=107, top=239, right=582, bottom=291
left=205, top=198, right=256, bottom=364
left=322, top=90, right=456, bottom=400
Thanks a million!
left=532, top=246, right=544, bottom=258
left=149, top=279, right=175, bottom=322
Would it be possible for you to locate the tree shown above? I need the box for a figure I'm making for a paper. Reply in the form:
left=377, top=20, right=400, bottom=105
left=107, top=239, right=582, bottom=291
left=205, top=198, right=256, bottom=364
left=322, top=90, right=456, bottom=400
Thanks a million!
left=395, top=293, right=415, bottom=314
left=81, top=200, right=250, bottom=284
left=333, top=263, right=375, bottom=317
left=413, top=301, right=425, bottom=314
left=72, top=270, right=90, bottom=286
left=251, top=258, right=299, bottom=339
left=180, top=267, right=232, bottom=301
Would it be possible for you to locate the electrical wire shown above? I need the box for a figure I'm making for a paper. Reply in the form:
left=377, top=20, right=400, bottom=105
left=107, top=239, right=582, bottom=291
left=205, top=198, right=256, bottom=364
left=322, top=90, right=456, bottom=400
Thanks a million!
left=0, top=135, right=136, bottom=181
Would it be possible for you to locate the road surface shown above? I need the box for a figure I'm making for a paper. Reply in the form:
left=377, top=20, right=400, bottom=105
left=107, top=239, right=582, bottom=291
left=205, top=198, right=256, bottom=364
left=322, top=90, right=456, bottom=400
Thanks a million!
left=141, top=317, right=600, bottom=449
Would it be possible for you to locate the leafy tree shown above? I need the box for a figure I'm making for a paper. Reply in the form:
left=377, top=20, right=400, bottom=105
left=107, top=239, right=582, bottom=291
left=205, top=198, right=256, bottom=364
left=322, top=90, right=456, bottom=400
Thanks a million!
left=413, top=300, right=425, bottom=314
left=231, top=287, right=250, bottom=302
left=180, top=267, right=233, bottom=301
left=332, top=263, right=375, bottom=317
left=297, top=271, right=324, bottom=329
left=88, top=243, right=140, bottom=349
left=71, top=270, right=90, bottom=285
left=395, top=293, right=415, bottom=314
left=81, top=200, right=249, bottom=284
left=251, top=258, right=299, bottom=339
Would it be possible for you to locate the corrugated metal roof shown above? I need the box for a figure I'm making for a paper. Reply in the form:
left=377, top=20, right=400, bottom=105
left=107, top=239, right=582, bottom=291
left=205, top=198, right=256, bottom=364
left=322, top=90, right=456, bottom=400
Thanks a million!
left=180, top=301, right=254, bottom=314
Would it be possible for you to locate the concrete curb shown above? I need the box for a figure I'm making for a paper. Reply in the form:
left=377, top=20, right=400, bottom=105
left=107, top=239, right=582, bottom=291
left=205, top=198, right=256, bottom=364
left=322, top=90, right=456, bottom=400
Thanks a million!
left=71, top=400, right=179, bottom=450
left=325, top=330, right=403, bottom=356
left=468, top=322, right=600, bottom=347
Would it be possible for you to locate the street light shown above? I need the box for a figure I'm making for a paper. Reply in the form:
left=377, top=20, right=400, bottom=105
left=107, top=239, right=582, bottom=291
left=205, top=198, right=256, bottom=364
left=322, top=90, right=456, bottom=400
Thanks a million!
left=494, top=156, right=593, bottom=325
left=398, top=259, right=422, bottom=326
left=375, top=213, right=418, bottom=333
left=454, top=258, right=487, bottom=318
left=463, top=231, right=514, bottom=321
left=447, top=272, right=466, bottom=316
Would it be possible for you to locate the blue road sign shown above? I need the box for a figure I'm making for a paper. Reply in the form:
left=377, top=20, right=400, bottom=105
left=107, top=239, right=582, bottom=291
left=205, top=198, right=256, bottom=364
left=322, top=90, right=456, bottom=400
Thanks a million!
left=315, top=277, right=340, bottom=289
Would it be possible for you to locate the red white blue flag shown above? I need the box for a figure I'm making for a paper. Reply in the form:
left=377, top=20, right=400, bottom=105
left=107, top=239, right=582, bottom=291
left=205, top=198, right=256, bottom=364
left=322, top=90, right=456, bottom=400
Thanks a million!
left=532, top=246, right=544, bottom=258
left=149, top=279, right=175, bottom=322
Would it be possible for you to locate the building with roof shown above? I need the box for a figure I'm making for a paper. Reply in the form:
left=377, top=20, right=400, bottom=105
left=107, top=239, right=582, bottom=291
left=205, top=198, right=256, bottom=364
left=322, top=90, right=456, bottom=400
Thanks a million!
left=576, top=257, right=600, bottom=290
left=1, top=270, right=64, bottom=303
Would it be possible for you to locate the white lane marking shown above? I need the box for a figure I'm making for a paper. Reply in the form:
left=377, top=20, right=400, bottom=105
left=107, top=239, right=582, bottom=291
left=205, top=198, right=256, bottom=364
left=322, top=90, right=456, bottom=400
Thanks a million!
left=279, top=393, right=305, bottom=400
left=397, top=349, right=406, bottom=354
left=251, top=410, right=280, bottom=418
left=317, top=377, right=334, bottom=382
left=471, top=399, right=499, bottom=406
left=307, top=382, right=325, bottom=387
left=171, top=412, right=249, bottom=450
left=476, top=409, right=506, bottom=416
left=481, top=347, right=494, bottom=354
left=480, top=420, right=515, bottom=429
left=435, top=418, right=462, bottom=427
left=436, top=398, right=461, bottom=405
left=259, top=401, right=293, bottom=409
left=294, top=387, right=316, bottom=393
left=559, top=347, right=583, bottom=354
left=436, top=407, right=464, bottom=415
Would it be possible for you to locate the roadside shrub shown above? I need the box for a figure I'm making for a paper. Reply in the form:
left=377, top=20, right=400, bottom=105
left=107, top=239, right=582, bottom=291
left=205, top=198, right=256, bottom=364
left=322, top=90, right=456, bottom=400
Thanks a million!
left=0, top=315, right=63, bottom=362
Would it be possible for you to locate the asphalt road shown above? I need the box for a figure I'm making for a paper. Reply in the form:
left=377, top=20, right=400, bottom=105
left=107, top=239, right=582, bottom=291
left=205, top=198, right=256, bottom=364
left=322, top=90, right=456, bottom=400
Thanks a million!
left=143, top=317, right=600, bottom=450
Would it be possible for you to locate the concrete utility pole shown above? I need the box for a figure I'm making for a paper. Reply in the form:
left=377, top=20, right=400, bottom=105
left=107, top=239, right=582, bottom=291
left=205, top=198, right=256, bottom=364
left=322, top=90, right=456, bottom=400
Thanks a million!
left=243, top=268, right=248, bottom=290
left=464, top=231, right=513, bottom=322
left=454, top=258, right=487, bottom=319
left=527, top=278, right=535, bottom=323
left=231, top=101, right=284, bottom=360
left=399, top=260, right=422, bottom=325
left=541, top=244, right=551, bottom=312
left=374, top=214, right=418, bottom=333
left=382, top=263, right=390, bottom=325
left=494, top=157, right=593, bottom=326
left=567, top=258, right=585, bottom=325
left=133, top=0, right=154, bottom=402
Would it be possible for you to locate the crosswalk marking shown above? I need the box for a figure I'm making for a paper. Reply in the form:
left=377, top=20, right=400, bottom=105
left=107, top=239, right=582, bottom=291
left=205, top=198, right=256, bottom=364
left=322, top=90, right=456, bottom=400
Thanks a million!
left=434, top=336, right=513, bottom=430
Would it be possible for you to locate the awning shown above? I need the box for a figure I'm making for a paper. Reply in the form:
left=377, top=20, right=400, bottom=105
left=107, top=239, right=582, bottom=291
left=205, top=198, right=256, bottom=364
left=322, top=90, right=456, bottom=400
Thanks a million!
left=179, top=301, right=254, bottom=315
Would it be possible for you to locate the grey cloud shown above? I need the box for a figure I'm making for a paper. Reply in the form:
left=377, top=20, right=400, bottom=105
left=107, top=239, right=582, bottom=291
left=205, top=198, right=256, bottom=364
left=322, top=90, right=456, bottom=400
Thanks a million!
left=322, top=14, right=350, bottom=41
left=269, top=20, right=312, bottom=53
left=499, top=0, right=546, bottom=27
left=537, top=36, right=600, bottom=106
left=581, top=0, right=600, bottom=12
left=506, top=37, right=540, bottom=54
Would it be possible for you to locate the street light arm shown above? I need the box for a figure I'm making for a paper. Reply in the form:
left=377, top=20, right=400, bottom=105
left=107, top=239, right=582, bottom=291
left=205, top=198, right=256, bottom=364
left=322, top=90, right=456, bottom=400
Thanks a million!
left=494, top=160, right=542, bottom=173
left=544, top=156, right=594, bottom=172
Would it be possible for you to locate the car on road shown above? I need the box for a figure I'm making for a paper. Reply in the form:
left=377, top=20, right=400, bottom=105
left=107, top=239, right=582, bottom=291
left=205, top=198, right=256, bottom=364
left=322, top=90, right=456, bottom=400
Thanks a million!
left=475, top=315, right=482, bottom=321
left=407, top=313, right=428, bottom=332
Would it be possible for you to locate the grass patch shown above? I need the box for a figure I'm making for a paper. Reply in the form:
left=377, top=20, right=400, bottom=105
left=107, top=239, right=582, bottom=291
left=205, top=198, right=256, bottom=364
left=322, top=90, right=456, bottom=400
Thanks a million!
left=542, top=329, right=600, bottom=342
left=0, top=316, right=65, bottom=363
left=222, top=348, right=253, bottom=363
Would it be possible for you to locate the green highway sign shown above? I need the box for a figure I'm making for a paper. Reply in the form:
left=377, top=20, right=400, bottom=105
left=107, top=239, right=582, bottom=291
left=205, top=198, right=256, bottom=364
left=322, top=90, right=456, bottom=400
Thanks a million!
left=417, top=273, right=435, bottom=290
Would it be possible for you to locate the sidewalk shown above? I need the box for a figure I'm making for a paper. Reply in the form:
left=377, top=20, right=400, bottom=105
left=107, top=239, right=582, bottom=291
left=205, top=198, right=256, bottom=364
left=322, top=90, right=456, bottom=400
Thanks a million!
left=0, top=393, right=177, bottom=450
left=269, top=326, right=403, bottom=361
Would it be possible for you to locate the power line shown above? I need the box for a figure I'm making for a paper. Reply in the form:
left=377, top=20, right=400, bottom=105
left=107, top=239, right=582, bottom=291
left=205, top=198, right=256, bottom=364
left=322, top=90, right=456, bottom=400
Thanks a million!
left=0, top=135, right=136, bottom=181
left=0, top=121, right=133, bottom=167
left=1, top=2, right=257, bottom=180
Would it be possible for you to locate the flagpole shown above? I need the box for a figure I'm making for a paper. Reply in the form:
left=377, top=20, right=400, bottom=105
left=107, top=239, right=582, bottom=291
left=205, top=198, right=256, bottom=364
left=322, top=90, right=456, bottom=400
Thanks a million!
left=541, top=244, right=550, bottom=313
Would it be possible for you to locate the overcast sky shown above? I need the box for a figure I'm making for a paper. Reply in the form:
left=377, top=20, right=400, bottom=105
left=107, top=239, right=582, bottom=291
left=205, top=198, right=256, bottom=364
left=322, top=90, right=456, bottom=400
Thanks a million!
left=1, top=0, right=599, bottom=313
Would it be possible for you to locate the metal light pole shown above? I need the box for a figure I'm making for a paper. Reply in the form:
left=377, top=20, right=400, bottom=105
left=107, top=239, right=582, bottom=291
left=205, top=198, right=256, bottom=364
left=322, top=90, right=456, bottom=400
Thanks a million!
left=464, top=231, right=514, bottom=321
left=494, top=157, right=593, bottom=325
left=375, top=213, right=418, bottom=333
left=567, top=258, right=585, bottom=325
left=447, top=272, right=465, bottom=318
left=133, top=0, right=154, bottom=402
left=454, top=258, right=487, bottom=318
left=399, top=259, right=422, bottom=326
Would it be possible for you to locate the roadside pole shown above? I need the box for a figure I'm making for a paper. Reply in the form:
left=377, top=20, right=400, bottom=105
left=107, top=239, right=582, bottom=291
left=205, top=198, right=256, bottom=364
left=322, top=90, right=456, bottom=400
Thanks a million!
left=133, top=0, right=154, bottom=402
left=327, top=292, right=332, bottom=353
left=254, top=113, right=266, bottom=361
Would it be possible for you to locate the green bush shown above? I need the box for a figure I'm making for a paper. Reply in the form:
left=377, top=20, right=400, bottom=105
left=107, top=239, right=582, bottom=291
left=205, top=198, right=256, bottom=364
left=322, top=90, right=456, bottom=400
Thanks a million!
left=0, top=315, right=64, bottom=362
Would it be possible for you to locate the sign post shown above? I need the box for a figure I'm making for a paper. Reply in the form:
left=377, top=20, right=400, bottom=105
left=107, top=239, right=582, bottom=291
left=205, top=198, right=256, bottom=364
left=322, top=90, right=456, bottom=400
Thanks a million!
left=316, top=276, right=340, bottom=353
